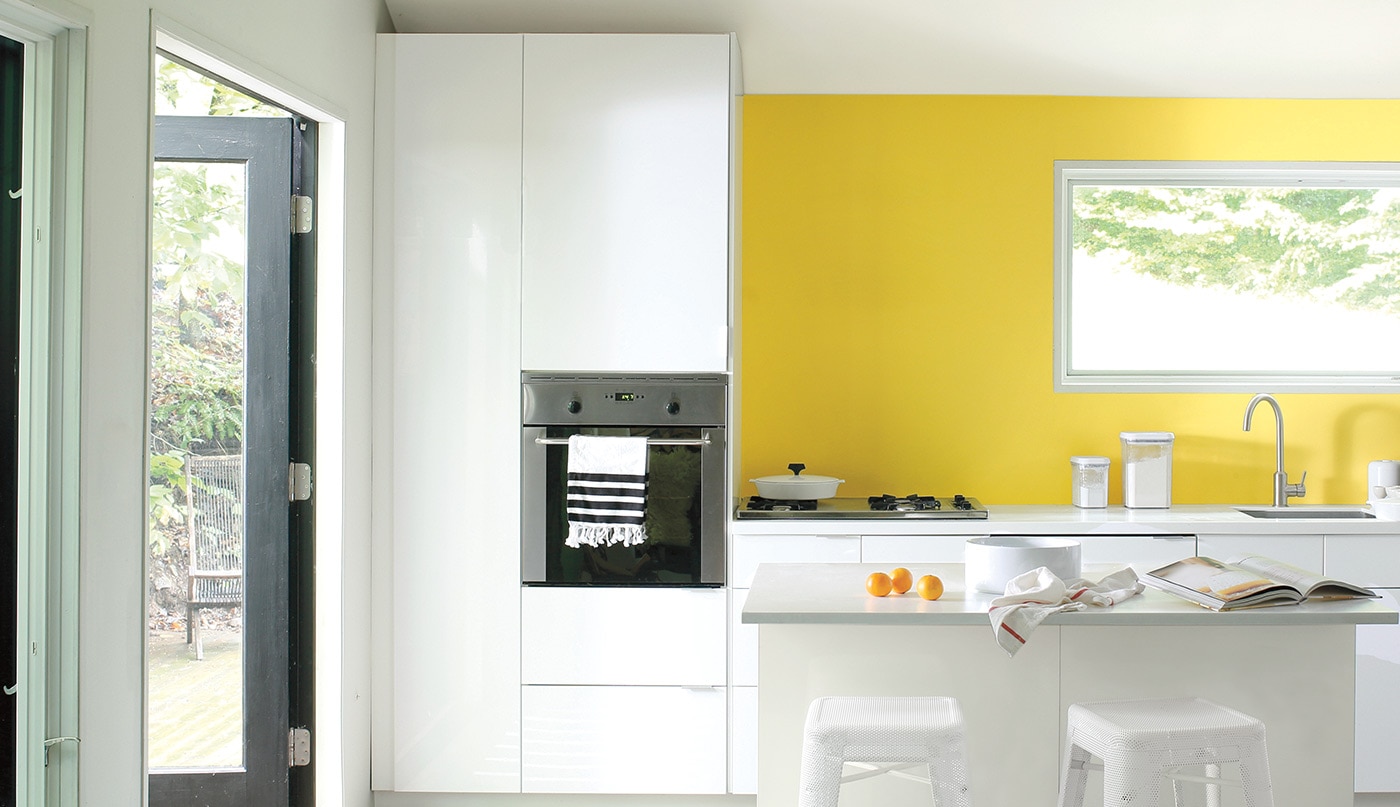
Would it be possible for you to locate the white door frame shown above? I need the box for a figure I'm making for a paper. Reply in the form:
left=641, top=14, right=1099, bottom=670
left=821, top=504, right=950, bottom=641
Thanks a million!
left=0, top=1, right=86, bottom=805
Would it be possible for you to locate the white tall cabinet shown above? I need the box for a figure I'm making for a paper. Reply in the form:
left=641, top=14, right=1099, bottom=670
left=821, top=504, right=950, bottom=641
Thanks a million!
left=521, top=34, right=734, bottom=373
left=375, top=32, right=739, bottom=795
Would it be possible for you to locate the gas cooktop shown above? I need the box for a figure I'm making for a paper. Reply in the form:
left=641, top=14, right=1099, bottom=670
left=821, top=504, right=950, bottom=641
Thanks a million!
left=736, top=494, right=988, bottom=520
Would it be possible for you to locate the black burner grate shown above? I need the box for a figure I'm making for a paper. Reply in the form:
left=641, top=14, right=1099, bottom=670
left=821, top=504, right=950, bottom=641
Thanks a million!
left=746, top=496, right=818, bottom=512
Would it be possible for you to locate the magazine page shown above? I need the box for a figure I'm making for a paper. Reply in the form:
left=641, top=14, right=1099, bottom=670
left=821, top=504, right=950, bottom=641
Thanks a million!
left=1228, top=555, right=1327, bottom=591
left=1147, top=556, right=1292, bottom=603
left=1229, top=554, right=1376, bottom=600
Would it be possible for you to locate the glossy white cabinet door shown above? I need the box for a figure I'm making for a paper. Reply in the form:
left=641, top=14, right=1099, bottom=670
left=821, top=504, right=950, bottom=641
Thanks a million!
left=731, top=533, right=861, bottom=588
left=1327, top=534, right=1400, bottom=587
left=521, top=586, right=726, bottom=685
left=731, top=685, right=759, bottom=794
left=522, top=685, right=728, bottom=793
left=1196, top=533, right=1324, bottom=572
left=1077, top=534, right=1196, bottom=573
left=861, top=534, right=978, bottom=564
left=521, top=34, right=732, bottom=372
left=380, top=34, right=524, bottom=793
left=731, top=587, right=758, bottom=686
left=1356, top=589, right=1400, bottom=792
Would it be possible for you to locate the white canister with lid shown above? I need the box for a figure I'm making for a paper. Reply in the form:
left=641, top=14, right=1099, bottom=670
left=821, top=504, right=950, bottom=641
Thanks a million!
left=1368, top=460, right=1400, bottom=503
left=1070, top=456, right=1109, bottom=508
left=1120, top=432, right=1174, bottom=509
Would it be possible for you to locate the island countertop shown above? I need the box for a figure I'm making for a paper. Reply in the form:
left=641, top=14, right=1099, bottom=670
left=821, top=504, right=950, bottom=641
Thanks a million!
left=741, top=562, right=1399, bottom=627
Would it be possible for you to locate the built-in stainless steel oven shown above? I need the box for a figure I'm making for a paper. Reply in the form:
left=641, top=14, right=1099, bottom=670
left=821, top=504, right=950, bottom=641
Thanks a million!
left=522, top=373, right=727, bottom=586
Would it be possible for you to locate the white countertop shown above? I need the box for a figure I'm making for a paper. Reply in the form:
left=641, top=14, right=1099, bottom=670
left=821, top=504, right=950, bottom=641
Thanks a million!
left=741, top=562, right=1400, bottom=627
left=731, top=503, right=1400, bottom=536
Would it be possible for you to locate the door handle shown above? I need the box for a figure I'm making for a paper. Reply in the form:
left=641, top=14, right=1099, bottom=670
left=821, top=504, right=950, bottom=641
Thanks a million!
left=3, top=684, right=15, bottom=695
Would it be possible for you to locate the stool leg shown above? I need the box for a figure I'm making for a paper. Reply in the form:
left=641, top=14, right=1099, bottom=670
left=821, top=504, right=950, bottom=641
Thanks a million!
left=1238, top=741, right=1275, bottom=807
left=1104, top=752, right=1165, bottom=806
left=926, top=737, right=972, bottom=807
left=798, top=751, right=845, bottom=807
left=1057, top=739, right=1092, bottom=807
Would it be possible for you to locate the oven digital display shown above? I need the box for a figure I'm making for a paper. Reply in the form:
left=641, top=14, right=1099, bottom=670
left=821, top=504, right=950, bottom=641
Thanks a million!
left=615, top=392, right=637, bottom=402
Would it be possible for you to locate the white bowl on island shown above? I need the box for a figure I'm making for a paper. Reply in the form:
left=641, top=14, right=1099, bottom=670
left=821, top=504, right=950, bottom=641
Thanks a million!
left=965, top=536, right=1082, bottom=594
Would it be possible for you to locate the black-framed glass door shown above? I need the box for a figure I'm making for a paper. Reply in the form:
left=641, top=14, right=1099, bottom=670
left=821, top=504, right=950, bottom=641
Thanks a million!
left=148, top=115, right=293, bottom=806
left=0, top=31, right=21, bottom=807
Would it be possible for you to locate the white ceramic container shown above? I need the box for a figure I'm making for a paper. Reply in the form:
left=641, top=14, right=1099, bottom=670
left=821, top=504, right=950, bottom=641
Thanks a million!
left=964, top=536, right=1083, bottom=594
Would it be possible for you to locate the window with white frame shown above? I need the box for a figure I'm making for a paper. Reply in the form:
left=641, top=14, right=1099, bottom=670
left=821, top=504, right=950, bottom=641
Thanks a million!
left=1054, top=161, right=1400, bottom=392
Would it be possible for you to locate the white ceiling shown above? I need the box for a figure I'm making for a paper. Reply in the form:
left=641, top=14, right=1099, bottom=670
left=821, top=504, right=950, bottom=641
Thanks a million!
left=382, top=0, right=1400, bottom=97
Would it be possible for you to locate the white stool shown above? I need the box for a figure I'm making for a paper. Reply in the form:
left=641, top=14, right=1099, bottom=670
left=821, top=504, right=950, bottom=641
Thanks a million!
left=798, top=696, right=972, bottom=807
left=1058, top=697, right=1274, bottom=807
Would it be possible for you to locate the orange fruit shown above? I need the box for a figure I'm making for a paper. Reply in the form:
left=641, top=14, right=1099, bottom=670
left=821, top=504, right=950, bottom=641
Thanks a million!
left=890, top=567, right=913, bottom=594
left=865, top=571, right=893, bottom=597
left=916, top=574, right=944, bottom=601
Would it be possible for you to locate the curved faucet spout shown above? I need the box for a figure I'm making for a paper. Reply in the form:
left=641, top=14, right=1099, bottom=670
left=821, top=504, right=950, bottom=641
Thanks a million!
left=1242, top=393, right=1284, bottom=476
left=1242, top=393, right=1305, bottom=507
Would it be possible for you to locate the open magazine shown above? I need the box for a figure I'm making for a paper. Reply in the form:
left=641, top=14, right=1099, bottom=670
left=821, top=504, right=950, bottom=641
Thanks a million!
left=1143, top=554, right=1376, bottom=611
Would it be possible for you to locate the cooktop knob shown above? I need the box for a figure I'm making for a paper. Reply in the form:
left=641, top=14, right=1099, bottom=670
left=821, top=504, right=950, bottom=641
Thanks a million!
left=566, top=399, right=582, bottom=414
left=666, top=401, right=680, bottom=415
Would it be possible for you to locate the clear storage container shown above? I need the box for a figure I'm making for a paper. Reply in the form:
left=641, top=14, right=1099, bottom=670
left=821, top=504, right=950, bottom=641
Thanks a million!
left=1120, top=432, right=1174, bottom=509
left=1070, top=456, right=1109, bottom=509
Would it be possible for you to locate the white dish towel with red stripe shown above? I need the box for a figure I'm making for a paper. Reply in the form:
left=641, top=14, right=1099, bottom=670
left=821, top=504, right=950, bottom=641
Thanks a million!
left=565, top=435, right=649, bottom=548
left=989, top=566, right=1144, bottom=657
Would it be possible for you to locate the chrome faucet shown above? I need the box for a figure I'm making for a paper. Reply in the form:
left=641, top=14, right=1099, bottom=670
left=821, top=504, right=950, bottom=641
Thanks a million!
left=1242, top=393, right=1306, bottom=507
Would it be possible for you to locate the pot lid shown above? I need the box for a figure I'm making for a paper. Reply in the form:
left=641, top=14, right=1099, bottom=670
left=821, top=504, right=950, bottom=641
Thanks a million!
left=751, top=462, right=843, bottom=485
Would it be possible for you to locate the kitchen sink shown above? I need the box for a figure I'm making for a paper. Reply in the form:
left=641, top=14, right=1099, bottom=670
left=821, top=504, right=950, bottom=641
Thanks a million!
left=1235, top=507, right=1375, bottom=519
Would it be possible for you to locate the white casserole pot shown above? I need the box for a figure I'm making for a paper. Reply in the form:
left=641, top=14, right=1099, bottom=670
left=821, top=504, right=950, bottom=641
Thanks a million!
left=750, top=463, right=845, bottom=500
left=965, top=536, right=1082, bottom=594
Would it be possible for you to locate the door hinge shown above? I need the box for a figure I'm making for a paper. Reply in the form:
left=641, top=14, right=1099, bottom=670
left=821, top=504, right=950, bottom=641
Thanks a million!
left=288, top=727, right=311, bottom=767
left=292, top=194, right=313, bottom=234
left=289, top=462, right=313, bottom=502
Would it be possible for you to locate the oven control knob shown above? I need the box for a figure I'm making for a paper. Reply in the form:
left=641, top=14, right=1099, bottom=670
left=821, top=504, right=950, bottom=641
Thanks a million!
left=666, top=401, right=680, bottom=415
left=566, top=399, right=582, bottom=415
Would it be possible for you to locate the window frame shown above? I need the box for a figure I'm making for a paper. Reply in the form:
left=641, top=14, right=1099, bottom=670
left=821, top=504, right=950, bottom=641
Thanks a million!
left=1053, top=160, right=1400, bottom=393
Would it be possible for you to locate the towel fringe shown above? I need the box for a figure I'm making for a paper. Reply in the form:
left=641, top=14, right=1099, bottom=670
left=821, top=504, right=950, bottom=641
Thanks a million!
left=566, top=522, right=649, bottom=549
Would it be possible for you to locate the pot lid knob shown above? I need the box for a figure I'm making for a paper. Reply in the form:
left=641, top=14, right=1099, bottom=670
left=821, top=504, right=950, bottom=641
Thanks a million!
left=788, top=463, right=806, bottom=476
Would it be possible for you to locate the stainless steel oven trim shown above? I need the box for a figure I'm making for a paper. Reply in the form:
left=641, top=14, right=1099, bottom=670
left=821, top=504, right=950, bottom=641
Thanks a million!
left=520, top=425, right=727, bottom=586
left=520, top=372, right=728, bottom=587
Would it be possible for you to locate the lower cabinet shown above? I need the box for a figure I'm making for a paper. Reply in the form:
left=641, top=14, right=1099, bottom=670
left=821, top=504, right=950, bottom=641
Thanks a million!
left=1328, top=536, right=1400, bottom=793
left=730, top=685, right=759, bottom=794
left=1196, top=532, right=1324, bottom=571
left=519, top=586, right=728, bottom=794
left=1355, top=589, right=1400, bottom=792
left=1077, top=534, right=1195, bottom=571
left=521, top=684, right=728, bottom=793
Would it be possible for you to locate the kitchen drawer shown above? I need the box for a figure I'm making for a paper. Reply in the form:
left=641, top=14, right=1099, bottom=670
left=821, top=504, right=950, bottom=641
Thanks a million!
left=730, top=685, right=758, bottom=794
left=522, top=684, right=727, bottom=794
left=521, top=586, right=725, bottom=685
left=1078, top=535, right=1195, bottom=572
left=861, top=534, right=972, bottom=564
left=1196, top=533, right=1323, bottom=573
left=731, top=587, right=756, bottom=686
left=1327, top=535, right=1400, bottom=588
left=731, top=533, right=860, bottom=588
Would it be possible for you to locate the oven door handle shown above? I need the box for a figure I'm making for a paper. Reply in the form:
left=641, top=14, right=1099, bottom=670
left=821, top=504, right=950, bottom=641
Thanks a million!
left=532, top=436, right=712, bottom=446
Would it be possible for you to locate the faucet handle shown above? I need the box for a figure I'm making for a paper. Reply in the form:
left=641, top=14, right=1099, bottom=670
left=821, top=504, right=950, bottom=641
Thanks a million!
left=1286, top=470, right=1307, bottom=501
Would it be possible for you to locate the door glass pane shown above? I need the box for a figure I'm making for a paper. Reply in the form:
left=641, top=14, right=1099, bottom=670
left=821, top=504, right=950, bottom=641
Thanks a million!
left=147, top=158, right=247, bottom=770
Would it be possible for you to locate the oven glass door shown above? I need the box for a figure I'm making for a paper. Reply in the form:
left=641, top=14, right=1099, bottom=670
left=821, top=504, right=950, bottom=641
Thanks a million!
left=529, top=425, right=715, bottom=585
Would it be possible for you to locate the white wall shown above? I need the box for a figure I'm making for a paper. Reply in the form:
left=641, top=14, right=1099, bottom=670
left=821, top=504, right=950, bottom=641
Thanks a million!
left=65, top=0, right=386, bottom=804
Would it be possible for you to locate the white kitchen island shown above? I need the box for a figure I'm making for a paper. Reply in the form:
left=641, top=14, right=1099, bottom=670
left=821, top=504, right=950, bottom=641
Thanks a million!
left=743, top=562, right=1398, bottom=807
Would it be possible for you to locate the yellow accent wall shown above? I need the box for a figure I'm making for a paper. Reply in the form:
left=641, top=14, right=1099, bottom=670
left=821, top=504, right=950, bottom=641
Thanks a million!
left=740, top=96, right=1400, bottom=505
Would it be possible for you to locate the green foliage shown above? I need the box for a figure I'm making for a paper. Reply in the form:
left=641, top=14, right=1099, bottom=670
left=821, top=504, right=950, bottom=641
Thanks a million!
left=1072, top=185, right=1400, bottom=314
left=149, top=162, right=246, bottom=552
left=155, top=56, right=287, bottom=118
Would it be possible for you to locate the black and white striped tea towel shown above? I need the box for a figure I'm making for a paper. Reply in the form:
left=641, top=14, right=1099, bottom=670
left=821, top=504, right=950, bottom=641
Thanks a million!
left=566, top=435, right=649, bottom=548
